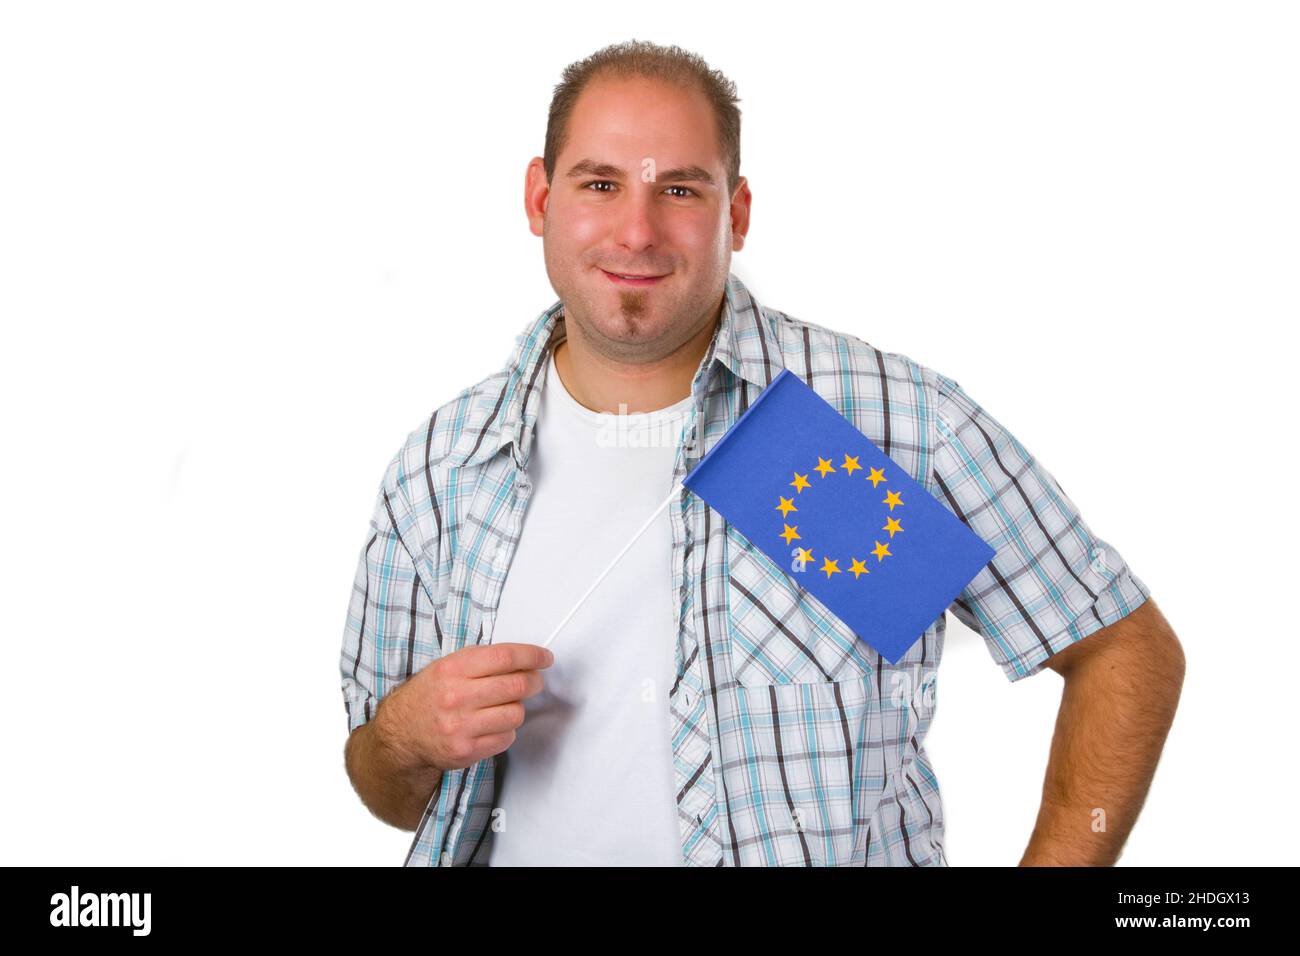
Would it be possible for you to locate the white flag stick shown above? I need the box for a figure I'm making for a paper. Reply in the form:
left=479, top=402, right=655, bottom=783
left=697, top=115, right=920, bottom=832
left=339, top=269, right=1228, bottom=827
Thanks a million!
left=540, top=479, right=684, bottom=650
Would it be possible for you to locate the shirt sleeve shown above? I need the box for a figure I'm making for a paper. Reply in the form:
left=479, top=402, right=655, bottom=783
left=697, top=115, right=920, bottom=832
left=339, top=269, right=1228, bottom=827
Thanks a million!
left=928, top=373, right=1152, bottom=682
left=339, top=456, right=436, bottom=734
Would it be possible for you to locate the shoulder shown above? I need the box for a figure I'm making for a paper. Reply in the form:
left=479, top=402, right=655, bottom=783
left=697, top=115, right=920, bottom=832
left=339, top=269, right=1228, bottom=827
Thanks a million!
left=761, top=306, right=955, bottom=480
left=766, top=305, right=946, bottom=395
left=759, top=306, right=987, bottom=486
left=379, top=366, right=513, bottom=553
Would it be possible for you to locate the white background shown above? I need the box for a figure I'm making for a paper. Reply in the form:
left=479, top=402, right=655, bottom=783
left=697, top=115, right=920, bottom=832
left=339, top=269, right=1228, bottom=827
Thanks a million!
left=1, top=1, right=1295, bottom=866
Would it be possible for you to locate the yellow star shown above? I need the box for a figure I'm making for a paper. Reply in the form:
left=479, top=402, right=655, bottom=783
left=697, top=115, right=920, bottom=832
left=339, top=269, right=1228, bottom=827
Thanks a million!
left=871, top=540, right=892, bottom=561
left=841, top=454, right=862, bottom=476
left=795, top=547, right=814, bottom=565
left=790, top=472, right=811, bottom=493
left=820, top=557, right=841, bottom=578
left=814, top=456, right=836, bottom=477
left=779, top=524, right=801, bottom=545
left=775, top=496, right=798, bottom=518
left=849, top=557, right=870, bottom=579
left=866, top=467, right=887, bottom=488
left=883, top=489, right=904, bottom=511
left=883, top=516, right=903, bottom=538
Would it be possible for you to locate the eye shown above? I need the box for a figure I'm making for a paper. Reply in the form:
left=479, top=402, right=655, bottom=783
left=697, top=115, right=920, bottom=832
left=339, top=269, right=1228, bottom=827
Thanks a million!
left=581, top=180, right=698, bottom=197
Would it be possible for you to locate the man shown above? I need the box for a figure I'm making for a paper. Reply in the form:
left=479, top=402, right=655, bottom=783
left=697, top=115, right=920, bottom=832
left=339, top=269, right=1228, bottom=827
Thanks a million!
left=340, top=39, right=1184, bottom=867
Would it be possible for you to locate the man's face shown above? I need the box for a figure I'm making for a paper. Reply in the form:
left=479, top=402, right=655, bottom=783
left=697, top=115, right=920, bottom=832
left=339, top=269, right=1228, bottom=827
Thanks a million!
left=526, top=75, right=750, bottom=364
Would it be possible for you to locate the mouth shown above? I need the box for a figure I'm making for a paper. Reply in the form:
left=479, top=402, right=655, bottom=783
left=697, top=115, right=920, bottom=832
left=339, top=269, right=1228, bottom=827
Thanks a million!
left=600, top=268, right=668, bottom=287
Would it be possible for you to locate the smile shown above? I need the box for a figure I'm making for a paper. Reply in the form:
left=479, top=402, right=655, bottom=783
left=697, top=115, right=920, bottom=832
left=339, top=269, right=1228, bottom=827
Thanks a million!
left=601, top=269, right=667, bottom=287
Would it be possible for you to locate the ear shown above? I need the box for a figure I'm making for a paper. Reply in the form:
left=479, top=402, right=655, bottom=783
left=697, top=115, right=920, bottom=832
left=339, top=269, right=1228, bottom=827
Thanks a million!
left=730, top=175, right=752, bottom=252
left=525, top=157, right=550, bottom=237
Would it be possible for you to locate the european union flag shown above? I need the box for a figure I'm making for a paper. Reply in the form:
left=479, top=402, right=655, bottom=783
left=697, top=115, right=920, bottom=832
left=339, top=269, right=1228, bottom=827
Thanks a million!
left=683, top=368, right=996, bottom=664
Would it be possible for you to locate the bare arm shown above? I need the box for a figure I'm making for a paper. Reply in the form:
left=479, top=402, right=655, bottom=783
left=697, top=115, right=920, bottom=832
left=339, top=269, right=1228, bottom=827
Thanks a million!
left=1019, top=598, right=1185, bottom=866
left=344, top=691, right=442, bottom=832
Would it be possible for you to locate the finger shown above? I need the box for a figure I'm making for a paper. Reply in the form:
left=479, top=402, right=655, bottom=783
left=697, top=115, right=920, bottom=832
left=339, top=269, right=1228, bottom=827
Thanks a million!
left=466, top=669, right=544, bottom=708
left=458, top=641, right=555, bottom=678
left=464, top=700, right=528, bottom=738
left=465, top=730, right=516, bottom=762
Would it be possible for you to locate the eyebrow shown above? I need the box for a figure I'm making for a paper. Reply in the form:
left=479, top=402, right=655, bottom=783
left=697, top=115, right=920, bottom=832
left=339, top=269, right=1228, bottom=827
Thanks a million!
left=565, top=158, right=716, bottom=187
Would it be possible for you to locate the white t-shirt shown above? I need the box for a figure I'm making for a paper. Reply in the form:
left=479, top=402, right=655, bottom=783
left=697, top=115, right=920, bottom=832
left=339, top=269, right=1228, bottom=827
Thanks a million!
left=486, top=340, right=692, bottom=866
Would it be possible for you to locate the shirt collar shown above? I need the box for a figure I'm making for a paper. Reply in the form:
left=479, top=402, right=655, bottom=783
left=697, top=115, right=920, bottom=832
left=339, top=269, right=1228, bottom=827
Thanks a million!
left=445, top=271, right=784, bottom=470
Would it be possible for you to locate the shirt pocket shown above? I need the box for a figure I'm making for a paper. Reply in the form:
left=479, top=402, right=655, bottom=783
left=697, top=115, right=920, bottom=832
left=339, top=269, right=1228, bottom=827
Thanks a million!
left=724, top=524, right=875, bottom=686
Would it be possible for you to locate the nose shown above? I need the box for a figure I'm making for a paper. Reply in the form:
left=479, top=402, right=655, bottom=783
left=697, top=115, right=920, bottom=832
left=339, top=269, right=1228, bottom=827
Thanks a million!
left=610, top=188, right=661, bottom=255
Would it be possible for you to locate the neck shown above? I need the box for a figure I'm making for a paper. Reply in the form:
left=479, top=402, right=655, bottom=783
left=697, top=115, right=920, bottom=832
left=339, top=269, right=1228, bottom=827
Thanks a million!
left=552, top=298, right=722, bottom=414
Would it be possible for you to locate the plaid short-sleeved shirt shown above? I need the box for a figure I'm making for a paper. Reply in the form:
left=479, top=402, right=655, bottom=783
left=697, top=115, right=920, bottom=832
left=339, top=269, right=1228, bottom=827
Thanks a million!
left=339, top=271, right=1151, bottom=866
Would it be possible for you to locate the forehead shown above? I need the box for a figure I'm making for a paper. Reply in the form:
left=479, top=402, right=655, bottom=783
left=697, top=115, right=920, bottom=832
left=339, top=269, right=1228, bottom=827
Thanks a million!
left=563, top=74, right=721, bottom=169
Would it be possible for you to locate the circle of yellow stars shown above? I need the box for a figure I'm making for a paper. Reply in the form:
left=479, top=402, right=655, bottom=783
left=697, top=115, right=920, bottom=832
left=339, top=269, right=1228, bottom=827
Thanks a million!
left=775, top=453, right=904, bottom=580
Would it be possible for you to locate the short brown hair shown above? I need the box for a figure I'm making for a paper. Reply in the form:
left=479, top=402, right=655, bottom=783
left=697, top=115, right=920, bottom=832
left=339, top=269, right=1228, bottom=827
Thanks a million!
left=543, top=39, right=742, bottom=196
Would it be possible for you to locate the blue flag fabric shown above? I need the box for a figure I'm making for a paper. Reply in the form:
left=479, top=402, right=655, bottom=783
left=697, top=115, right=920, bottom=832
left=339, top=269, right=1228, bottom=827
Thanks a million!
left=683, top=368, right=996, bottom=664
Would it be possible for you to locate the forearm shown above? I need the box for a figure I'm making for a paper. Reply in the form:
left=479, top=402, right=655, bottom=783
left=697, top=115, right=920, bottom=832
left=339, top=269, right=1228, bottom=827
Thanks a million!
left=344, top=696, right=443, bottom=832
left=1020, top=636, right=1184, bottom=866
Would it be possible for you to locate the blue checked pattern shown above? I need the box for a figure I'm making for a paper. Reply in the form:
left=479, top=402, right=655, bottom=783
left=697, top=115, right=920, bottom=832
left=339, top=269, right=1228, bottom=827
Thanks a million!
left=339, top=271, right=1152, bottom=866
